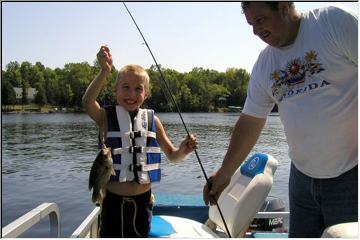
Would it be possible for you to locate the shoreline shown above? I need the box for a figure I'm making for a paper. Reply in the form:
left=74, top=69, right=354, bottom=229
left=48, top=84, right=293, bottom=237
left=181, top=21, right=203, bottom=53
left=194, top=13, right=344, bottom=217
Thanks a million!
left=1, top=105, right=83, bottom=114
left=2, top=104, right=279, bottom=114
left=2, top=105, right=241, bottom=114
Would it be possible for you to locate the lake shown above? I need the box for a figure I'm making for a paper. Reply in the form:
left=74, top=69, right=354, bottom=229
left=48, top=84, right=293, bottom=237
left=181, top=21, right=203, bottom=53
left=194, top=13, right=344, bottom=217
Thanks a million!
left=2, top=112, right=290, bottom=237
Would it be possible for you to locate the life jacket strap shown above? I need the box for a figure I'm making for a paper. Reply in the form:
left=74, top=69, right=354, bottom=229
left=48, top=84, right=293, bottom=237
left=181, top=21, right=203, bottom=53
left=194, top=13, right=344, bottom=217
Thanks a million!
left=107, top=130, right=156, bottom=139
left=130, top=131, right=156, bottom=139
left=113, top=146, right=161, bottom=155
left=113, top=163, right=160, bottom=172
left=129, top=163, right=161, bottom=172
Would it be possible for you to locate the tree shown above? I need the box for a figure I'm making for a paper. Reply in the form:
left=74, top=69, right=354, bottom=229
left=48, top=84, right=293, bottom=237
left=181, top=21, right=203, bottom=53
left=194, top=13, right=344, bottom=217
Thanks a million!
left=29, top=65, right=45, bottom=88
left=35, top=62, right=45, bottom=72
left=21, top=79, right=30, bottom=105
left=98, top=66, right=118, bottom=106
left=224, top=68, right=250, bottom=106
left=207, top=83, right=230, bottom=111
left=34, top=84, right=47, bottom=106
left=147, top=64, right=173, bottom=111
left=20, top=62, right=32, bottom=85
left=2, top=80, right=17, bottom=111
left=62, top=62, right=100, bottom=107
left=59, top=83, right=74, bottom=107
left=184, top=67, right=224, bottom=111
left=4, top=61, right=22, bottom=87
left=43, top=68, right=60, bottom=105
left=2, top=59, right=252, bottom=112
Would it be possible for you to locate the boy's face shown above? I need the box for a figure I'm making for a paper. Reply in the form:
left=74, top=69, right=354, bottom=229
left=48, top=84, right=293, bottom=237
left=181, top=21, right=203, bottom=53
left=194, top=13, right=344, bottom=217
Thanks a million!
left=115, top=72, right=148, bottom=112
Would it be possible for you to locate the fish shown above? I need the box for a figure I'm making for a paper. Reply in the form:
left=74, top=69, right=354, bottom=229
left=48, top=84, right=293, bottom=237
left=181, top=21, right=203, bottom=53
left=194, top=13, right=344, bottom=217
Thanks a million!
left=88, top=146, right=116, bottom=203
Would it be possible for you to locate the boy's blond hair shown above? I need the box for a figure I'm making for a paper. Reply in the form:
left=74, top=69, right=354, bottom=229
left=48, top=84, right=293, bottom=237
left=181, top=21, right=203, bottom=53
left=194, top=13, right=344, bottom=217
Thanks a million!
left=116, top=64, right=150, bottom=93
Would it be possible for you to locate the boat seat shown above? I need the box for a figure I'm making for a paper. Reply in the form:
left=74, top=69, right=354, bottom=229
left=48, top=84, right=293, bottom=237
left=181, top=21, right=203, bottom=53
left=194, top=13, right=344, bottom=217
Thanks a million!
left=149, top=215, right=217, bottom=238
left=150, top=153, right=278, bottom=238
left=206, top=153, right=278, bottom=237
left=321, top=222, right=358, bottom=238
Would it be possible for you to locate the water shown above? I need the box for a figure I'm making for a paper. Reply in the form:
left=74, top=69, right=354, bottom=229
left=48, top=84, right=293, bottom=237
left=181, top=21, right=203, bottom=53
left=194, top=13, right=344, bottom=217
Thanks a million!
left=2, top=112, right=290, bottom=237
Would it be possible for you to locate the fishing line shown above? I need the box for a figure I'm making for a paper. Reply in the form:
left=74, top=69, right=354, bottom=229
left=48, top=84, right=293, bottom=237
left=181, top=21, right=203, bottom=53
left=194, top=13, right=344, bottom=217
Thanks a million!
left=122, top=2, right=232, bottom=238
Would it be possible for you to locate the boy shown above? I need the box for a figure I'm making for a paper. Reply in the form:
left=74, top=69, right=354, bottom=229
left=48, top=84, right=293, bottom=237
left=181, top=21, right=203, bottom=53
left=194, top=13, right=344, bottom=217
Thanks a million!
left=83, top=45, right=198, bottom=237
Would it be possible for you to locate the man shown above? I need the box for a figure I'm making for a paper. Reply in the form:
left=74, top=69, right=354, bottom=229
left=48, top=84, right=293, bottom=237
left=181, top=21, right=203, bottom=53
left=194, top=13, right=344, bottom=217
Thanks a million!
left=203, top=2, right=358, bottom=237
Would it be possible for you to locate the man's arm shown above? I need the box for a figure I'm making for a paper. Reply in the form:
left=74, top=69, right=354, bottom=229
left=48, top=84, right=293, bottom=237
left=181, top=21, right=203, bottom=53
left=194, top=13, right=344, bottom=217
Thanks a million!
left=203, top=113, right=266, bottom=205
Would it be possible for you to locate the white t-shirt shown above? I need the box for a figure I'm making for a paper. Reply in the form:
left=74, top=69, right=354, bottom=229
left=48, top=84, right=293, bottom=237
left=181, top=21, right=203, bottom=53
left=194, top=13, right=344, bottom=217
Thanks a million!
left=243, top=6, right=358, bottom=178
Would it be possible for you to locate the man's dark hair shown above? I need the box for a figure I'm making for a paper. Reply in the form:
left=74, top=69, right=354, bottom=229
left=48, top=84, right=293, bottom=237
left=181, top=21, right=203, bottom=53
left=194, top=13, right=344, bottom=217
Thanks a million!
left=241, top=2, right=295, bottom=12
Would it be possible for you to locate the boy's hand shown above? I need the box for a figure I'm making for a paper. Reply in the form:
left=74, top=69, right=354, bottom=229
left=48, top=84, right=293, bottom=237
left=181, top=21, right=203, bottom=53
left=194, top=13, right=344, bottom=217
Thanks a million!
left=179, top=134, right=198, bottom=155
left=97, top=45, right=113, bottom=73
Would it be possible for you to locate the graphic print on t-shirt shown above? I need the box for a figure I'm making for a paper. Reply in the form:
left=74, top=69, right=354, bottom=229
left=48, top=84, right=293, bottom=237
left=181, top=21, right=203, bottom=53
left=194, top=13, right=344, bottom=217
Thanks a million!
left=271, top=50, right=327, bottom=102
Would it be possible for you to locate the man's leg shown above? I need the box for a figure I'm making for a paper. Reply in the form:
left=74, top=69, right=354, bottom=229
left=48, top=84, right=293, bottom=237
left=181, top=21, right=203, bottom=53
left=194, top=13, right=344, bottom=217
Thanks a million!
left=289, top=163, right=325, bottom=237
left=321, top=166, right=358, bottom=228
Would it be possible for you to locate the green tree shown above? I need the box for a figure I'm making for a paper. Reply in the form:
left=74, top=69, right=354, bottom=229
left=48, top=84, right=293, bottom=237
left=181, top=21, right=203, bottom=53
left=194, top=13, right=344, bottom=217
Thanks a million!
left=98, top=66, right=118, bottom=106
left=34, top=84, right=47, bottom=106
left=35, top=61, right=45, bottom=72
left=4, top=61, right=22, bottom=87
left=147, top=65, right=173, bottom=111
left=43, top=67, right=60, bottom=105
left=161, top=68, right=185, bottom=111
left=224, top=68, right=250, bottom=106
left=29, top=64, right=45, bottom=89
left=184, top=67, right=223, bottom=111
left=60, top=83, right=74, bottom=107
left=2, top=59, right=251, bottom=112
left=2, top=80, right=17, bottom=111
left=21, top=79, right=30, bottom=105
left=61, top=63, right=89, bottom=106
left=207, top=83, right=230, bottom=111
left=20, top=62, right=32, bottom=85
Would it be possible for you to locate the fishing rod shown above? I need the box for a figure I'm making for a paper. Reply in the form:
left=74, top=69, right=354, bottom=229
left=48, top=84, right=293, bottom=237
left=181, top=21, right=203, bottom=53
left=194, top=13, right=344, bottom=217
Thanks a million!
left=122, top=2, right=232, bottom=238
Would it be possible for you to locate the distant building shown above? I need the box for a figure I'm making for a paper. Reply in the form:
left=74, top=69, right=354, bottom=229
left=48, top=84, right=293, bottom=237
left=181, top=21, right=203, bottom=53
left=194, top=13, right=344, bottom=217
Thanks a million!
left=13, top=87, right=37, bottom=102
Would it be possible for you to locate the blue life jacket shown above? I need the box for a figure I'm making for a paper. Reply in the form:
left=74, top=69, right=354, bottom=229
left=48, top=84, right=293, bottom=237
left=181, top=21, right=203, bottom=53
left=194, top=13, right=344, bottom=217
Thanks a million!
left=104, top=105, right=161, bottom=184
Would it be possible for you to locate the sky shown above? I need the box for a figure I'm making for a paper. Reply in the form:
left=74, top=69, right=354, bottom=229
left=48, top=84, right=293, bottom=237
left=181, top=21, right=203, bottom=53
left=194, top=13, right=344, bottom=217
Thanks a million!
left=2, top=1, right=359, bottom=74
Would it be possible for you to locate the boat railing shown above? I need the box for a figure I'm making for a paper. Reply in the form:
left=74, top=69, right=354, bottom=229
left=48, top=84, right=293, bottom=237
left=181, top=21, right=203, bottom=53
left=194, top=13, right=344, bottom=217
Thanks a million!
left=70, top=206, right=100, bottom=238
left=2, top=202, right=61, bottom=238
left=2, top=202, right=288, bottom=238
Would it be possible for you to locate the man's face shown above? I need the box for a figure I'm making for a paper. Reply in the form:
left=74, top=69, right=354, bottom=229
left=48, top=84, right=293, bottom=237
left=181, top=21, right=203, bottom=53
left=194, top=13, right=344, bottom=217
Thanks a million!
left=244, top=2, right=294, bottom=48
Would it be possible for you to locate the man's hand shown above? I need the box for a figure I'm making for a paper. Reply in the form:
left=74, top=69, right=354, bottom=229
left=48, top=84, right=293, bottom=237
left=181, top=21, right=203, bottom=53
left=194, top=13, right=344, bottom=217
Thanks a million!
left=203, top=169, right=231, bottom=205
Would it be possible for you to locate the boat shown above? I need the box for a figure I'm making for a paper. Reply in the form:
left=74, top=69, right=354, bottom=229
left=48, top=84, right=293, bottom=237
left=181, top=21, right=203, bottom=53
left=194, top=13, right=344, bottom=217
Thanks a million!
left=2, top=153, right=357, bottom=238
left=227, top=106, right=243, bottom=112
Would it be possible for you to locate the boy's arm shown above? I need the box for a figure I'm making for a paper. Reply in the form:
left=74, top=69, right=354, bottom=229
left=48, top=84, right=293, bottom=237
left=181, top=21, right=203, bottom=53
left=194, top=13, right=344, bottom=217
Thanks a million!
left=155, top=116, right=197, bottom=162
left=82, top=71, right=108, bottom=124
left=82, top=46, right=112, bottom=125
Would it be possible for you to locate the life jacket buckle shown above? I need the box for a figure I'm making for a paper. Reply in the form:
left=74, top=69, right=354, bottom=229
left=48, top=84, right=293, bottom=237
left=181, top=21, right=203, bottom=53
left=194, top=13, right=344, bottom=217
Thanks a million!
left=129, top=146, right=143, bottom=153
left=130, top=131, right=143, bottom=139
left=129, top=164, right=143, bottom=171
left=129, top=132, right=134, bottom=139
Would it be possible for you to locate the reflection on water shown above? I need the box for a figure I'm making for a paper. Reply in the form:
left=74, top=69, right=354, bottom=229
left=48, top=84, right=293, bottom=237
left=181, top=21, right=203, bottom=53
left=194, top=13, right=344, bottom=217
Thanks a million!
left=2, top=112, right=290, bottom=237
